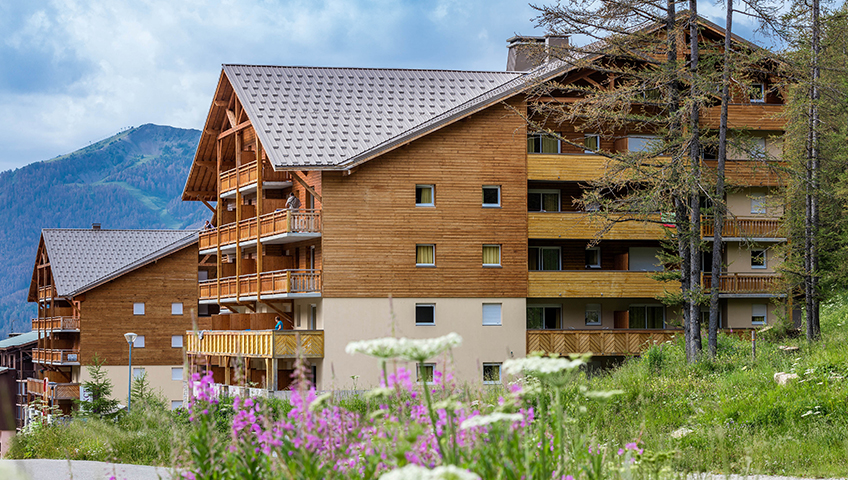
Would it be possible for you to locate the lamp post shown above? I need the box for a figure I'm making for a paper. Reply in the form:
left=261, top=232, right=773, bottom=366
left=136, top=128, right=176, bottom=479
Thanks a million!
left=124, top=332, right=137, bottom=413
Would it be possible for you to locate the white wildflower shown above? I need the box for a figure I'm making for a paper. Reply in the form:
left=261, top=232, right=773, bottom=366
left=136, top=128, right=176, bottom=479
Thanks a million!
left=346, top=333, right=462, bottom=362
left=459, top=412, right=523, bottom=430
left=365, top=387, right=394, bottom=400
left=346, top=337, right=404, bottom=359
left=379, top=464, right=481, bottom=480
left=503, top=356, right=584, bottom=376
left=308, top=392, right=333, bottom=412
left=583, top=389, right=625, bottom=400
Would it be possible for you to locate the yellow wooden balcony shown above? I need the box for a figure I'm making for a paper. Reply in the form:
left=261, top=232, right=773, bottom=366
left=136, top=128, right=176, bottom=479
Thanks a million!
left=185, top=330, right=324, bottom=358
left=527, top=328, right=756, bottom=356
left=220, top=161, right=292, bottom=197
left=199, top=209, right=322, bottom=252
left=199, top=269, right=322, bottom=301
left=528, top=154, right=608, bottom=182
left=32, top=348, right=80, bottom=365
left=702, top=273, right=781, bottom=296
left=26, top=378, right=81, bottom=400
left=529, top=271, right=677, bottom=298
left=37, top=285, right=55, bottom=302
left=701, top=217, right=784, bottom=240
left=701, top=104, right=785, bottom=130
left=32, top=316, right=80, bottom=332
left=529, top=212, right=665, bottom=240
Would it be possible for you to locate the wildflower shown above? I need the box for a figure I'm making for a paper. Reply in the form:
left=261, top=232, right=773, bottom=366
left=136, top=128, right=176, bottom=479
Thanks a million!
left=397, top=333, right=462, bottom=362
left=346, top=337, right=404, bottom=359
left=308, top=392, right=333, bottom=412
left=582, top=389, right=624, bottom=400
left=503, top=355, right=584, bottom=376
left=459, top=412, right=523, bottom=430
left=379, top=464, right=481, bottom=480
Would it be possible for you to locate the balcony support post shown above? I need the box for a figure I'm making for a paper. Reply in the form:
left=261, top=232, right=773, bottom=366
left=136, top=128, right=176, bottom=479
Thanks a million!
left=256, top=139, right=263, bottom=304
left=235, top=132, right=242, bottom=303
left=216, top=138, right=223, bottom=305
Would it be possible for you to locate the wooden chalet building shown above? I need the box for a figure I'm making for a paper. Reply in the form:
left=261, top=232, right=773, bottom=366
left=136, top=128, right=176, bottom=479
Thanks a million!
left=182, top=18, right=786, bottom=389
left=27, top=228, right=200, bottom=414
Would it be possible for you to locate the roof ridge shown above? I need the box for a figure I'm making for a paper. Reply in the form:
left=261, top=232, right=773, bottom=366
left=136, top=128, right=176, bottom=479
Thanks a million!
left=223, top=64, right=523, bottom=76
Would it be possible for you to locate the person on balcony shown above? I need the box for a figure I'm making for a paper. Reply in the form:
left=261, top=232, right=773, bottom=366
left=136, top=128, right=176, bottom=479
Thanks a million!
left=203, top=220, right=214, bottom=230
left=274, top=316, right=284, bottom=331
left=286, top=192, right=301, bottom=212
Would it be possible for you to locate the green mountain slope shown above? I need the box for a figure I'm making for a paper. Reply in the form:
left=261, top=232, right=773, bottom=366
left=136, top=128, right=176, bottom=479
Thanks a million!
left=0, top=124, right=206, bottom=338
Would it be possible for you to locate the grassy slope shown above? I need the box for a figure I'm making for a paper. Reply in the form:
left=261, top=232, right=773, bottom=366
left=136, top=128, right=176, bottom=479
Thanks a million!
left=583, top=297, right=848, bottom=476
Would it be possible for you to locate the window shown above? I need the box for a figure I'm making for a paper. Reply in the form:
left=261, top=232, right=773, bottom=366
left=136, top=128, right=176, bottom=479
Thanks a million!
left=415, top=304, right=435, bottom=326
left=751, top=249, right=767, bottom=269
left=171, top=303, right=183, bottom=315
left=627, top=136, right=660, bottom=152
left=132, top=367, right=146, bottom=379
left=529, top=247, right=561, bottom=271
left=527, top=134, right=560, bottom=153
left=750, top=83, right=765, bottom=102
left=171, top=400, right=183, bottom=410
left=416, top=363, right=435, bottom=384
left=171, top=367, right=184, bottom=381
left=198, top=304, right=210, bottom=317
left=585, top=247, right=601, bottom=269
left=482, top=303, right=502, bottom=326
left=585, top=304, right=602, bottom=326
left=309, top=304, right=317, bottom=330
left=752, top=303, right=767, bottom=325
left=133, top=303, right=145, bottom=315
left=483, top=363, right=502, bottom=384
left=584, top=134, right=600, bottom=153
left=171, top=335, right=184, bottom=348
left=699, top=307, right=723, bottom=329
left=750, top=137, right=767, bottom=160
left=483, top=245, right=501, bottom=267
left=133, top=335, right=145, bottom=348
left=482, top=186, right=501, bottom=207
left=751, top=193, right=766, bottom=214
left=528, top=189, right=560, bottom=212
left=628, top=305, right=664, bottom=329
left=296, top=304, right=301, bottom=328
left=416, top=244, right=435, bottom=266
left=527, top=306, right=562, bottom=329
left=415, top=185, right=434, bottom=207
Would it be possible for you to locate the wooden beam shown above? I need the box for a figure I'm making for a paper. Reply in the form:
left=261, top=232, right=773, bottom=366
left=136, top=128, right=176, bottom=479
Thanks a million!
left=214, top=100, right=227, bottom=107
left=226, top=110, right=237, bottom=129
left=217, top=120, right=252, bottom=140
left=200, top=199, right=216, bottom=213
left=200, top=254, right=211, bottom=265
left=290, top=171, right=323, bottom=203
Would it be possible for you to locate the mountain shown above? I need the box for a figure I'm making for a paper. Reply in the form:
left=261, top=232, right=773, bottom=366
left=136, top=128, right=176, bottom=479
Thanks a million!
left=0, top=124, right=206, bottom=338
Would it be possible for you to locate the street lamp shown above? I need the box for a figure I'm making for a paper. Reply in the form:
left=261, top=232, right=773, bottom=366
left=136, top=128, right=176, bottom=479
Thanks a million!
left=124, top=332, right=137, bottom=413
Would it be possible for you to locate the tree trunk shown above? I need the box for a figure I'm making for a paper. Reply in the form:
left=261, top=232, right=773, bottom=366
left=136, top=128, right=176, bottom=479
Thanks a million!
left=687, top=0, right=702, bottom=362
left=807, top=0, right=821, bottom=341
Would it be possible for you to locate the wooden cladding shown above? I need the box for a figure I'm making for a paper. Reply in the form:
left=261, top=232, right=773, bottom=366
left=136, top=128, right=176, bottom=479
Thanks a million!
left=701, top=217, right=783, bottom=239
left=528, top=154, right=608, bottom=182
left=526, top=328, right=757, bottom=356
left=701, top=104, right=785, bottom=130
left=528, top=213, right=665, bottom=240
left=26, top=378, right=80, bottom=400
left=199, top=269, right=322, bottom=300
left=33, top=348, right=80, bottom=365
left=32, top=316, right=80, bottom=332
left=220, top=160, right=291, bottom=193
left=529, top=271, right=676, bottom=298
left=199, top=209, right=323, bottom=250
left=703, top=160, right=785, bottom=187
left=185, top=330, right=324, bottom=358
left=37, top=285, right=56, bottom=302
left=702, top=273, right=780, bottom=295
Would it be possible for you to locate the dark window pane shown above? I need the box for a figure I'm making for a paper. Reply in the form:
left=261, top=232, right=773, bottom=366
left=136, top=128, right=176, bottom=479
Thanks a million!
left=528, top=193, right=542, bottom=212
left=646, top=306, right=664, bottom=329
left=483, top=187, right=499, bottom=205
left=542, top=193, right=560, bottom=212
left=415, top=305, right=434, bottom=325
left=544, top=307, right=561, bottom=329
left=542, top=248, right=560, bottom=271
left=629, top=307, right=646, bottom=329
left=527, top=307, right=543, bottom=329
left=529, top=248, right=540, bottom=271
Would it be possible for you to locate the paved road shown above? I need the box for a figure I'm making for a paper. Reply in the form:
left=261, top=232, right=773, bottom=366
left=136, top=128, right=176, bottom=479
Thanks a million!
left=0, top=459, right=174, bottom=480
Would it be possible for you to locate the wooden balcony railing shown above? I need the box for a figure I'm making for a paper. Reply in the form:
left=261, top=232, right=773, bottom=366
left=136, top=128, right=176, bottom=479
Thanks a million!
left=26, top=378, right=81, bottom=400
left=186, top=330, right=324, bottom=358
left=529, top=271, right=677, bottom=298
left=528, top=212, right=664, bottom=240
left=702, top=273, right=779, bottom=295
left=32, top=316, right=80, bottom=331
left=701, top=217, right=783, bottom=239
left=220, top=161, right=292, bottom=193
left=527, top=328, right=756, bottom=356
left=32, top=348, right=80, bottom=365
left=199, top=269, right=322, bottom=300
left=37, top=285, right=56, bottom=302
left=199, top=210, right=322, bottom=250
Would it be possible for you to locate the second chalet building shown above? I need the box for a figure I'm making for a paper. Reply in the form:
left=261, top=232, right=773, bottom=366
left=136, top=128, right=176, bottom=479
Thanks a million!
left=183, top=20, right=787, bottom=389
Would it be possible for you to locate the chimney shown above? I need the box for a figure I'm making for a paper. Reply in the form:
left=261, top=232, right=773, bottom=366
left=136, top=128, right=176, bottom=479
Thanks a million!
left=506, top=34, right=570, bottom=71
left=92, top=223, right=101, bottom=230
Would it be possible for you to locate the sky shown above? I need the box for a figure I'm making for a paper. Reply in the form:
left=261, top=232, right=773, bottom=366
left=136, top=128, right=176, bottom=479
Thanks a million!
left=0, top=0, right=771, bottom=172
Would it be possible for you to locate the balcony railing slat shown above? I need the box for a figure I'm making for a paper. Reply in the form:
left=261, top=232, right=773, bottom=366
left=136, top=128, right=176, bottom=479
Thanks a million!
left=527, top=329, right=756, bottom=356
left=186, top=330, right=324, bottom=358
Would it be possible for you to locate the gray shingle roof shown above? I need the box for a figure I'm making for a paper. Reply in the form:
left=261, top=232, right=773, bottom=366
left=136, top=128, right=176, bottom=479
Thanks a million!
left=0, top=331, right=38, bottom=350
left=41, top=229, right=198, bottom=297
left=223, top=65, right=524, bottom=169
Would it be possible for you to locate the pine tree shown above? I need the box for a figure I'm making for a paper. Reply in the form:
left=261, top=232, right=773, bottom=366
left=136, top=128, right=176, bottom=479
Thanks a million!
left=78, top=354, right=120, bottom=418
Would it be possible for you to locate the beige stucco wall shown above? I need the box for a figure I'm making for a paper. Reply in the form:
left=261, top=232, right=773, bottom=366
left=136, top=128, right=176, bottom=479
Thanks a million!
left=319, top=297, right=526, bottom=390
left=726, top=188, right=783, bottom=218
left=726, top=299, right=780, bottom=328
left=79, top=364, right=186, bottom=409
left=725, top=243, right=782, bottom=273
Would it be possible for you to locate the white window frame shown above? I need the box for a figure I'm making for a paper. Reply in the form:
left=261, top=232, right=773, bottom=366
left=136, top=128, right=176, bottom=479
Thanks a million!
left=627, top=135, right=660, bottom=153
left=584, top=134, right=600, bottom=153
left=751, top=193, right=766, bottom=214
left=482, top=363, right=502, bottom=384
left=482, top=244, right=501, bottom=267
left=752, top=304, right=767, bottom=325
left=133, top=303, right=145, bottom=315
left=585, top=247, right=601, bottom=269
left=133, top=335, right=145, bottom=348
left=750, top=83, right=765, bottom=103
left=751, top=249, right=767, bottom=269
left=171, top=303, right=183, bottom=315
left=132, top=367, right=146, bottom=379
left=171, top=335, right=184, bottom=348
left=528, top=189, right=561, bottom=213
left=482, top=303, right=502, bottom=326
left=416, top=244, right=436, bottom=267
left=171, top=400, right=183, bottom=410
left=415, top=303, right=435, bottom=326
left=416, top=363, right=436, bottom=384
left=585, top=303, right=602, bottom=326
left=171, top=367, right=184, bottom=381
left=415, top=184, right=435, bottom=207
left=482, top=185, right=501, bottom=208
left=527, top=134, right=561, bottom=154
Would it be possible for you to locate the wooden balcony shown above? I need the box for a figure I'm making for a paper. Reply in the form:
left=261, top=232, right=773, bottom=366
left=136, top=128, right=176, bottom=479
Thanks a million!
left=703, top=160, right=785, bottom=187
left=528, top=154, right=608, bottom=182
left=702, top=273, right=781, bottom=296
left=32, top=348, right=80, bottom=365
left=185, top=330, right=324, bottom=359
left=701, top=104, right=785, bottom=130
left=220, top=161, right=292, bottom=198
left=32, top=316, right=80, bottom=332
left=26, top=378, right=81, bottom=400
left=529, top=271, right=677, bottom=298
left=199, top=269, right=322, bottom=301
left=529, top=212, right=665, bottom=240
left=701, top=217, right=784, bottom=240
left=527, top=328, right=756, bottom=356
left=37, top=285, right=56, bottom=302
left=199, top=209, right=322, bottom=253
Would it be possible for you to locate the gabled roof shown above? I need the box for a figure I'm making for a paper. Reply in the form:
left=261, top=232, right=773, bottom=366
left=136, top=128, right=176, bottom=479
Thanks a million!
left=28, top=229, right=198, bottom=300
left=0, top=331, right=38, bottom=350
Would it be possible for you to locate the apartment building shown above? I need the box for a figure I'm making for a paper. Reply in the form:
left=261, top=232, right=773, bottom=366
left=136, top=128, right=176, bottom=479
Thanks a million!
left=182, top=18, right=786, bottom=390
left=26, top=228, right=200, bottom=414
